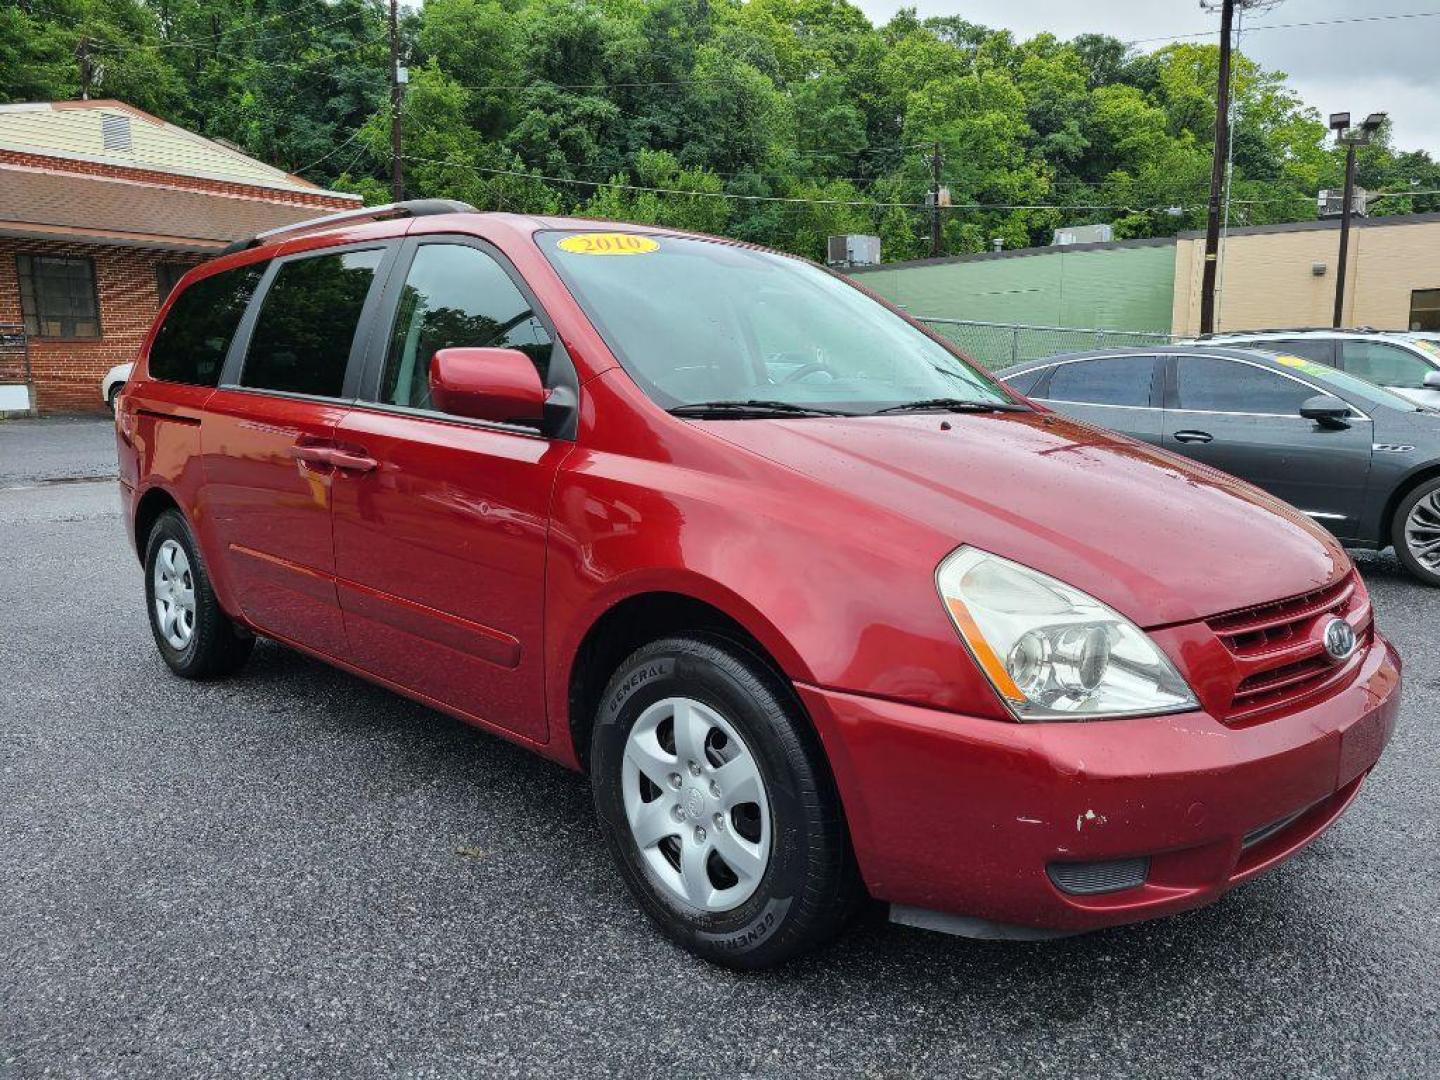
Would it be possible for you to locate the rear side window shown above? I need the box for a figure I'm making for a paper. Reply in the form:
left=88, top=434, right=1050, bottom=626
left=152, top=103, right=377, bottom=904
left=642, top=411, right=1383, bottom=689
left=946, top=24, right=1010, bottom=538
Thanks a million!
left=148, top=263, right=263, bottom=386
left=1175, top=357, right=1313, bottom=415
left=242, top=249, right=382, bottom=398
left=379, top=243, right=553, bottom=411
left=1259, top=339, right=1335, bottom=365
left=1044, top=356, right=1155, bottom=407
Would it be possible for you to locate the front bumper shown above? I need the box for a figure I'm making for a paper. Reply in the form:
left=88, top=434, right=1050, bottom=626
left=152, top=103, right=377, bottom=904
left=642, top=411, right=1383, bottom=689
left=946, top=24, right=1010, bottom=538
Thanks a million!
left=797, top=632, right=1402, bottom=934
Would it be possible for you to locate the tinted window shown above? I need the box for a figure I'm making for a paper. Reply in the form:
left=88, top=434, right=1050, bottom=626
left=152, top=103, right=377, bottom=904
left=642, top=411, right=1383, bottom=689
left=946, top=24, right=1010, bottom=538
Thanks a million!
left=379, top=244, right=553, bottom=410
left=1265, top=338, right=1334, bottom=364
left=242, top=249, right=381, bottom=397
left=1004, top=367, right=1048, bottom=395
left=1044, top=356, right=1154, bottom=407
left=148, top=263, right=263, bottom=386
left=1340, top=340, right=1433, bottom=389
left=1175, top=357, right=1314, bottom=414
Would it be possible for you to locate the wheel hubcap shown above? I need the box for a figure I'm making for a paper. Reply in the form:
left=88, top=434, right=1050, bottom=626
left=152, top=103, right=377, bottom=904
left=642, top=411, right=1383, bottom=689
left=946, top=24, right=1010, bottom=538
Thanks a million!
left=1405, top=491, right=1440, bottom=571
left=621, top=697, right=771, bottom=912
left=153, top=539, right=196, bottom=650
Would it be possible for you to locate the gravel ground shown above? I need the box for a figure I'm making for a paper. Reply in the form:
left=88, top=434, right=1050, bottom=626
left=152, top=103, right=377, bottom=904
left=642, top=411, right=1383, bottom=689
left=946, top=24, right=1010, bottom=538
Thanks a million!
left=1, top=420, right=1437, bottom=1078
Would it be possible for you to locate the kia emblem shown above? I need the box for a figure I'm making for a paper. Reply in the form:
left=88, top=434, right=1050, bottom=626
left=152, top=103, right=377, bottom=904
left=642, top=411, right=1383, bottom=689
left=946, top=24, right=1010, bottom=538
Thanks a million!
left=1322, top=617, right=1357, bottom=662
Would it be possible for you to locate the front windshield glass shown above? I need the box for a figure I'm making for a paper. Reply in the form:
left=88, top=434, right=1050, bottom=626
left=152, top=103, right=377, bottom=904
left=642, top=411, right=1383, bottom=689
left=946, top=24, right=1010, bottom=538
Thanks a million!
left=542, top=231, right=1013, bottom=413
left=1268, top=352, right=1422, bottom=410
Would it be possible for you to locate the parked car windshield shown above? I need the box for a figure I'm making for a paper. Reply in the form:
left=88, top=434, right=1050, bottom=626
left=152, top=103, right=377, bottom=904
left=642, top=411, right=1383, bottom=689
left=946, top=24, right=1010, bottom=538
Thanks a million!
left=542, top=231, right=1014, bottom=414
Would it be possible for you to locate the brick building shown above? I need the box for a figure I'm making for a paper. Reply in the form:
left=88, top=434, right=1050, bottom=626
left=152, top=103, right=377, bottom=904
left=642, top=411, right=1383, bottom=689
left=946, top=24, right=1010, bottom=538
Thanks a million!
left=0, top=100, right=361, bottom=413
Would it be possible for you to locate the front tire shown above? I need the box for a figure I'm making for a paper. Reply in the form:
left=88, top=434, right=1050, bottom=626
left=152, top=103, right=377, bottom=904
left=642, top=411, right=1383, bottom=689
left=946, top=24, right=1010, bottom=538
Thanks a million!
left=144, top=509, right=254, bottom=678
left=590, top=635, right=861, bottom=969
left=1393, top=477, right=1440, bottom=587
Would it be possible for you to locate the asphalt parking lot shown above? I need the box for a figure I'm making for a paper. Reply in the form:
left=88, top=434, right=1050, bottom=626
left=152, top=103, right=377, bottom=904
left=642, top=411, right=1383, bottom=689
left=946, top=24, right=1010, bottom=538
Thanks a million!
left=2, top=417, right=1437, bottom=1079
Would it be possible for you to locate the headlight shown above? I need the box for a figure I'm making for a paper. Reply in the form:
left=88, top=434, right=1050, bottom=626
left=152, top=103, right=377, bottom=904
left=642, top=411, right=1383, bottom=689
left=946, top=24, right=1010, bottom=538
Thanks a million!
left=936, top=547, right=1197, bottom=721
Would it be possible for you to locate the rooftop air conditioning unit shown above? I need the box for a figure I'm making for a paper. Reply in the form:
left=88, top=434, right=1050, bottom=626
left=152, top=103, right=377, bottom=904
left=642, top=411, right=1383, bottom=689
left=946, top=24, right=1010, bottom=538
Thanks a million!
left=827, top=234, right=881, bottom=267
left=1051, top=223, right=1113, bottom=246
left=1318, top=188, right=1369, bottom=218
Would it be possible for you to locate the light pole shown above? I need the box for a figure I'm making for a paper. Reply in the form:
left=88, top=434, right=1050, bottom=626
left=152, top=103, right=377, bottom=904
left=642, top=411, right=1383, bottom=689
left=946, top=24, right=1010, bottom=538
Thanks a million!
left=1330, top=111, right=1385, bottom=328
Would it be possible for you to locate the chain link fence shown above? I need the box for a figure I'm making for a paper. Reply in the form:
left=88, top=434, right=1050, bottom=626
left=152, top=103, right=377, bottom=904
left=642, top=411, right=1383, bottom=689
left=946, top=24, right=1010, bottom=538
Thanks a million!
left=915, top=317, right=1176, bottom=372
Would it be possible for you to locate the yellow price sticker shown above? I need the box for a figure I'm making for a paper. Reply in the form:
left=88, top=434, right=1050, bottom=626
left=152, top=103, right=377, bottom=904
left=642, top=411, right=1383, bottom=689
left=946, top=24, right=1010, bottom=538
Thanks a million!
left=1274, top=354, right=1307, bottom=368
left=556, top=233, right=660, bottom=256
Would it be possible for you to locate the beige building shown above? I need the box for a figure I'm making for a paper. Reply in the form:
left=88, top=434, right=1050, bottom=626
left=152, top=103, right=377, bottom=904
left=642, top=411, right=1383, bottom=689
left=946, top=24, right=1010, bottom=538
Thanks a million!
left=1173, top=212, right=1440, bottom=337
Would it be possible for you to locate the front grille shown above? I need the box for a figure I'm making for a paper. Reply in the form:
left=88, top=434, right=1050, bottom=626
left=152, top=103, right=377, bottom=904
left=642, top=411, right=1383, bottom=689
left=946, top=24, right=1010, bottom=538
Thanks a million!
left=1207, top=571, right=1371, bottom=724
left=1047, top=857, right=1149, bottom=896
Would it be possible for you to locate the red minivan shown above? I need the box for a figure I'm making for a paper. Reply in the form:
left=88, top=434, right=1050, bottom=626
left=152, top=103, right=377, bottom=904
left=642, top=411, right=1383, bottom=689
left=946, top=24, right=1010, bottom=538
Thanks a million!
left=116, top=201, right=1401, bottom=967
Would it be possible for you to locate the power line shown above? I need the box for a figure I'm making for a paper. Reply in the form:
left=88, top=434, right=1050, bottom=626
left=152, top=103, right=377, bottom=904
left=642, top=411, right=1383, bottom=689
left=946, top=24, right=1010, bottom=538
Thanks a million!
left=1125, top=9, right=1440, bottom=47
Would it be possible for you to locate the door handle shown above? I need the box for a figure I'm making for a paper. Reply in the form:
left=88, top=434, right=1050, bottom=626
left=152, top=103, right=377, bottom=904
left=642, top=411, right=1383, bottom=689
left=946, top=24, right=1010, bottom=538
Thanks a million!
left=289, top=443, right=378, bottom=473
left=324, top=449, right=379, bottom=473
left=1172, top=430, right=1214, bottom=444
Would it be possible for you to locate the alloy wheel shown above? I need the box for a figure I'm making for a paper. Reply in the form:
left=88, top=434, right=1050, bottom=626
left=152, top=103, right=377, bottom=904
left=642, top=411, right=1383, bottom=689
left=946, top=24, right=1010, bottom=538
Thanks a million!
left=153, top=538, right=196, bottom=650
left=621, top=696, right=771, bottom=912
left=1405, top=490, right=1440, bottom=571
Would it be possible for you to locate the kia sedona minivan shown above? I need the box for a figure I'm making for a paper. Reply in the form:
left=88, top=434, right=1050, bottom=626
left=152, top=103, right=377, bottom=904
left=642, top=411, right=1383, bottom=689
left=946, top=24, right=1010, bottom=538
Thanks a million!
left=116, top=202, right=1401, bottom=968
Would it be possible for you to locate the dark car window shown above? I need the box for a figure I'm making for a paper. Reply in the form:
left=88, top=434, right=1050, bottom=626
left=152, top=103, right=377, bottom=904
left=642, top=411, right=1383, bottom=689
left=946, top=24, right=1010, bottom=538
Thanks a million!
left=1174, top=356, right=1315, bottom=415
left=1340, top=340, right=1433, bottom=389
left=1043, top=356, right=1154, bottom=407
left=241, top=249, right=382, bottom=398
left=1003, top=367, right=1049, bottom=396
left=379, top=243, right=553, bottom=411
left=148, top=263, right=264, bottom=387
left=1255, top=338, right=1335, bottom=365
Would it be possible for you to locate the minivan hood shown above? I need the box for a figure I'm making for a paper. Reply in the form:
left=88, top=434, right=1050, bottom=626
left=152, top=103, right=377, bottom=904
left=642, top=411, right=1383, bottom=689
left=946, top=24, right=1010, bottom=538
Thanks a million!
left=701, top=410, right=1350, bottom=628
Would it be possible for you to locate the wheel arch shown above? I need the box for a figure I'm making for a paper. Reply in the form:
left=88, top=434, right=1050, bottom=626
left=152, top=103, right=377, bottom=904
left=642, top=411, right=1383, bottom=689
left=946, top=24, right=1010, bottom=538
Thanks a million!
left=563, top=589, right=804, bottom=773
left=133, top=485, right=183, bottom=562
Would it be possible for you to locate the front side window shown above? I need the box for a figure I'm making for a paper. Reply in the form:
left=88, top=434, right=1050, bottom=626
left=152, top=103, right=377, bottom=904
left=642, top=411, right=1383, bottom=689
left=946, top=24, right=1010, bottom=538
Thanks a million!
left=149, top=262, right=264, bottom=386
left=379, top=244, right=553, bottom=411
left=1340, top=340, right=1433, bottom=389
left=241, top=249, right=381, bottom=398
left=1174, top=357, right=1314, bottom=415
left=543, top=232, right=1011, bottom=413
left=1043, top=356, right=1154, bottom=407
left=16, top=254, right=100, bottom=338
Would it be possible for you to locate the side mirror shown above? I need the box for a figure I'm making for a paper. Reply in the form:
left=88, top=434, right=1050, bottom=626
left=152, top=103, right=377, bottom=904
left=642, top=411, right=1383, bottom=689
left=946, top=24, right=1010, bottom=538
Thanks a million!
left=1424, top=370, right=1440, bottom=390
left=1299, top=393, right=1351, bottom=429
left=429, top=347, right=548, bottom=426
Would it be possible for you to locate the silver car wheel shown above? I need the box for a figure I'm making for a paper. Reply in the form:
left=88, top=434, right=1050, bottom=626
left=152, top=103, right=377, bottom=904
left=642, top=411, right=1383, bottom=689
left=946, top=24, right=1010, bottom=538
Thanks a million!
left=1405, top=490, right=1440, bottom=571
left=621, top=696, right=771, bottom=913
left=153, top=539, right=196, bottom=650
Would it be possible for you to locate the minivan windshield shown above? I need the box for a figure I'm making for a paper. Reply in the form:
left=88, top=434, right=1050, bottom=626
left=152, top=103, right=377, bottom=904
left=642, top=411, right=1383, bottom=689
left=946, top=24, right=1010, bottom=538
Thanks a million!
left=543, top=231, right=1015, bottom=415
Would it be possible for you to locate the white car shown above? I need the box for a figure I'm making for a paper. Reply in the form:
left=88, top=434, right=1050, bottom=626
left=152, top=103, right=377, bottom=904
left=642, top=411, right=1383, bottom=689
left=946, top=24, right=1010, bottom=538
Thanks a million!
left=1196, top=329, right=1440, bottom=408
left=102, top=361, right=133, bottom=410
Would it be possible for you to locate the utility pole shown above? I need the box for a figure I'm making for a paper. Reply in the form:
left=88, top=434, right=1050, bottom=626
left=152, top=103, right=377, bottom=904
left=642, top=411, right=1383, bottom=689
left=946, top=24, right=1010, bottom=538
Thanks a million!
left=929, top=141, right=942, bottom=259
left=1330, top=112, right=1386, bottom=328
left=388, top=0, right=404, bottom=203
left=1198, top=0, right=1282, bottom=334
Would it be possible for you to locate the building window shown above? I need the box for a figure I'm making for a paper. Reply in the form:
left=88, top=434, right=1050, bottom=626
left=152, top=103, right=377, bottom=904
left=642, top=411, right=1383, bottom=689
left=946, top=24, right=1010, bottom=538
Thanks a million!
left=16, top=255, right=101, bottom=339
left=156, top=262, right=190, bottom=303
left=1410, top=289, right=1440, bottom=332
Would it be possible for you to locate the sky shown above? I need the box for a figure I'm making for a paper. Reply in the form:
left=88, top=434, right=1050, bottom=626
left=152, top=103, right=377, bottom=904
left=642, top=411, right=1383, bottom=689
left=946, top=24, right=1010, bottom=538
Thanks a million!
left=851, top=0, right=1440, bottom=157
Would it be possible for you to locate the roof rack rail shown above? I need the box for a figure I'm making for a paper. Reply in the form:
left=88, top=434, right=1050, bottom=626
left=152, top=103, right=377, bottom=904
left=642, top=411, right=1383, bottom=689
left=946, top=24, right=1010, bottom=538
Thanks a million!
left=219, top=199, right=477, bottom=256
left=1196, top=326, right=1385, bottom=339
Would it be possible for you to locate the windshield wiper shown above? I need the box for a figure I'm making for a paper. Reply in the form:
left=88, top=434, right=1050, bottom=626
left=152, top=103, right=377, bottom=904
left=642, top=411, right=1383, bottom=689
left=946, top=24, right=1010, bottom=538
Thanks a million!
left=668, top=399, right=857, bottom=418
left=871, top=397, right=1028, bottom=415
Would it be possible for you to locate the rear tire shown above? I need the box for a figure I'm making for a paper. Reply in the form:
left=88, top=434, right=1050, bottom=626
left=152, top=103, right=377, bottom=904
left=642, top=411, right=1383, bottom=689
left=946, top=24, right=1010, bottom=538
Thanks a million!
left=1392, top=477, right=1440, bottom=587
left=144, top=509, right=254, bottom=678
left=590, top=634, right=862, bottom=969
